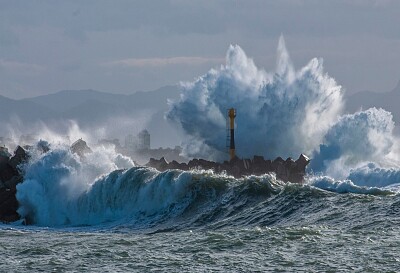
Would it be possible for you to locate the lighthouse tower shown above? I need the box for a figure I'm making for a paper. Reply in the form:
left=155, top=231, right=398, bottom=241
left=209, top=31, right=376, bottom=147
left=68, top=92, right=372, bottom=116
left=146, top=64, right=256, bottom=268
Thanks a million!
left=228, top=108, right=236, bottom=161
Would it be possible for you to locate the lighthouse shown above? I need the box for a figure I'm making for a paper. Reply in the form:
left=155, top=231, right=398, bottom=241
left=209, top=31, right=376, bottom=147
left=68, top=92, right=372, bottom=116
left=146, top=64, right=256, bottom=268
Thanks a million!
left=228, top=108, right=236, bottom=160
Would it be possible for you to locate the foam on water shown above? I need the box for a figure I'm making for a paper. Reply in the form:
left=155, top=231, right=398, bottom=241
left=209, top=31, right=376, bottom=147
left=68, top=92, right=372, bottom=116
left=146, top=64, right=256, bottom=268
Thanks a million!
left=306, top=175, right=393, bottom=195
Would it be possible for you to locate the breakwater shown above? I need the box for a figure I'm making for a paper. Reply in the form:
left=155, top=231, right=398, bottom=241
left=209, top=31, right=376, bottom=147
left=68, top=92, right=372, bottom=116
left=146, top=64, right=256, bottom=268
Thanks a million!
left=146, top=154, right=310, bottom=183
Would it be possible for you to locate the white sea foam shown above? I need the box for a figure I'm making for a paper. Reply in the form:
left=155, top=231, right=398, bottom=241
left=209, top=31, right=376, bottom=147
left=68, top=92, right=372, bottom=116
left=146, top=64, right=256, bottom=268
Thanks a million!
left=307, top=175, right=393, bottom=195
left=167, top=36, right=343, bottom=161
left=167, top=36, right=400, bottom=188
left=16, top=138, right=135, bottom=226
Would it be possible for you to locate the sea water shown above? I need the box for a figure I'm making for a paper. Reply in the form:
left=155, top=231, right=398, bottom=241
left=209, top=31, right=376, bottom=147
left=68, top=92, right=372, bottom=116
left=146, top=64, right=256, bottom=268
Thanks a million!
left=1, top=164, right=400, bottom=272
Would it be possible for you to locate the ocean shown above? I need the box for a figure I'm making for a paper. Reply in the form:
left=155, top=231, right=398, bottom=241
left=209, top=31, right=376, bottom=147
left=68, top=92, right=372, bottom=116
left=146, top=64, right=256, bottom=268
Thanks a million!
left=2, top=164, right=400, bottom=272
left=1, top=28, right=399, bottom=273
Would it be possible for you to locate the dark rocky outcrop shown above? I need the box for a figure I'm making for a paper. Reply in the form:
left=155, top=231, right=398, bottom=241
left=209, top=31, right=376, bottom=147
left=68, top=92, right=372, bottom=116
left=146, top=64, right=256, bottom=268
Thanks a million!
left=0, top=138, right=93, bottom=223
left=146, top=154, right=310, bottom=183
left=71, top=138, right=92, bottom=157
left=0, top=146, right=28, bottom=223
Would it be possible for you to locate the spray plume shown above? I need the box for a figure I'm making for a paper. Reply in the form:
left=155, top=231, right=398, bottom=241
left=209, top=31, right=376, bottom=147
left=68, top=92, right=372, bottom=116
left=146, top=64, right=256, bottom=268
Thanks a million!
left=168, top=36, right=400, bottom=187
left=167, top=36, right=343, bottom=161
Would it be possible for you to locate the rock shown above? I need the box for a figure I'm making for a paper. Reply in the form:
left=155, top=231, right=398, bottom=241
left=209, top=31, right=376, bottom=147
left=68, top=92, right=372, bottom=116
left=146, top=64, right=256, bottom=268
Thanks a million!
left=253, top=155, right=265, bottom=165
left=0, top=146, right=27, bottom=223
left=0, top=162, right=18, bottom=183
left=169, top=160, right=181, bottom=170
left=9, top=146, right=28, bottom=170
left=0, top=185, right=19, bottom=223
left=285, top=157, right=296, bottom=169
left=4, top=176, right=22, bottom=189
left=158, top=157, right=169, bottom=170
left=37, top=140, right=50, bottom=154
left=0, top=146, right=11, bottom=163
left=0, top=155, right=9, bottom=165
left=242, top=159, right=252, bottom=170
left=71, top=139, right=92, bottom=157
left=146, top=157, right=169, bottom=171
left=295, top=154, right=310, bottom=171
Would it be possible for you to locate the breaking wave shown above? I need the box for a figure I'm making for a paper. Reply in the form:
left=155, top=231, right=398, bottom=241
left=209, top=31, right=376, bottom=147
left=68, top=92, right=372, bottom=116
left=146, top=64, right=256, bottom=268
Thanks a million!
left=14, top=142, right=398, bottom=229
left=13, top=37, right=400, bottom=229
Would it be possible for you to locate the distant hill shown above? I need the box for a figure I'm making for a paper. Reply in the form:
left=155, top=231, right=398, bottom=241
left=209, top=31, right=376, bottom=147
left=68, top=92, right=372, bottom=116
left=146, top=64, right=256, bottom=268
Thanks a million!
left=0, top=95, right=57, bottom=122
left=345, top=80, right=400, bottom=124
left=0, top=86, right=182, bottom=147
left=25, top=85, right=180, bottom=113
left=1, top=82, right=399, bottom=147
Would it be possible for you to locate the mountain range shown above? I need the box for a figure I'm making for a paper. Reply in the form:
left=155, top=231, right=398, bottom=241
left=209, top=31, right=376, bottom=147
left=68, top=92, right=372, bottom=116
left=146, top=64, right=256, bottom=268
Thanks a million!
left=345, top=80, right=400, bottom=124
left=0, top=86, right=182, bottom=148
left=0, top=81, right=399, bottom=147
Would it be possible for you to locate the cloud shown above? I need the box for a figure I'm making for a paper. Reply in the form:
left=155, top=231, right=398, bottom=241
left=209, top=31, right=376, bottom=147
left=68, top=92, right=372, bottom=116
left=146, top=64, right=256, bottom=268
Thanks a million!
left=103, top=56, right=224, bottom=68
left=0, top=59, right=45, bottom=73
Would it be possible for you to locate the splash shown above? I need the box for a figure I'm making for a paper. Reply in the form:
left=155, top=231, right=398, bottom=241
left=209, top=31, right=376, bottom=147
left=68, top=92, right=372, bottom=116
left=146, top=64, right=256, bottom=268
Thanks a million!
left=16, top=138, right=135, bottom=226
left=16, top=139, right=285, bottom=227
left=167, top=36, right=343, bottom=161
left=310, top=108, right=399, bottom=177
left=167, top=36, right=400, bottom=189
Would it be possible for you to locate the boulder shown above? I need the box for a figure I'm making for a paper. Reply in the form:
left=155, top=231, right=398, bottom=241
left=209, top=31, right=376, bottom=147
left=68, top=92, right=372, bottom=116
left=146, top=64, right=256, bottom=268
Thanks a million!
left=0, top=146, right=11, bottom=164
left=168, top=160, right=181, bottom=170
left=4, top=176, right=22, bottom=189
left=0, top=163, right=18, bottom=183
left=71, top=139, right=92, bottom=157
left=9, top=146, right=28, bottom=170
left=253, top=155, right=265, bottom=165
left=146, top=157, right=169, bottom=171
left=0, top=186, right=19, bottom=223
left=295, top=154, right=310, bottom=172
left=37, top=140, right=50, bottom=154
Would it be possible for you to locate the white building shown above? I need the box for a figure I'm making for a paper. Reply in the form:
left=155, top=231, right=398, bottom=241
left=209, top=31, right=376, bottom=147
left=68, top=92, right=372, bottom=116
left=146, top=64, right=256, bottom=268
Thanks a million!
left=137, top=129, right=150, bottom=150
left=125, top=130, right=150, bottom=152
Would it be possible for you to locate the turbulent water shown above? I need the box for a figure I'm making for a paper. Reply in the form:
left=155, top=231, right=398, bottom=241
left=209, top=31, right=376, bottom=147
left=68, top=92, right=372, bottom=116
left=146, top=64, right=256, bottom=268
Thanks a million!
left=2, top=38, right=400, bottom=271
left=1, top=151, right=400, bottom=272
left=2, top=166, right=400, bottom=272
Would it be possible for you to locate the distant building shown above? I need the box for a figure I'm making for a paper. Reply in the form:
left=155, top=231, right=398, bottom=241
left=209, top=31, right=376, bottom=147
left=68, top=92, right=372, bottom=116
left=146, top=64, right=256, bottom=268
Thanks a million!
left=137, top=129, right=150, bottom=150
left=124, top=129, right=151, bottom=152
left=125, top=134, right=136, bottom=152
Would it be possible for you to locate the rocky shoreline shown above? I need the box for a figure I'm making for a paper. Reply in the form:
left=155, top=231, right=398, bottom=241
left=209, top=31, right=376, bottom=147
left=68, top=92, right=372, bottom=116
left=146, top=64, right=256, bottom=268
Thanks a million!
left=0, top=139, right=310, bottom=223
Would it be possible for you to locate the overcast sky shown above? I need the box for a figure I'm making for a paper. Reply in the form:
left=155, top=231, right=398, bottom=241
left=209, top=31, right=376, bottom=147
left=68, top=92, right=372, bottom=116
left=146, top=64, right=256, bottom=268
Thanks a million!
left=1, top=0, right=399, bottom=99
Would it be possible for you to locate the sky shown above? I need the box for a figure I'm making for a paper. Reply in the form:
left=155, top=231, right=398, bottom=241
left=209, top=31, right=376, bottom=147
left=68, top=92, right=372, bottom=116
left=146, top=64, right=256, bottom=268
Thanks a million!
left=0, top=0, right=399, bottom=99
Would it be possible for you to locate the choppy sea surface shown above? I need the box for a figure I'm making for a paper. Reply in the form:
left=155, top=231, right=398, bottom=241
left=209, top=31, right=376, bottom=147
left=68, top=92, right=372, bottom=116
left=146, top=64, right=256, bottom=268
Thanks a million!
left=2, top=167, right=400, bottom=272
